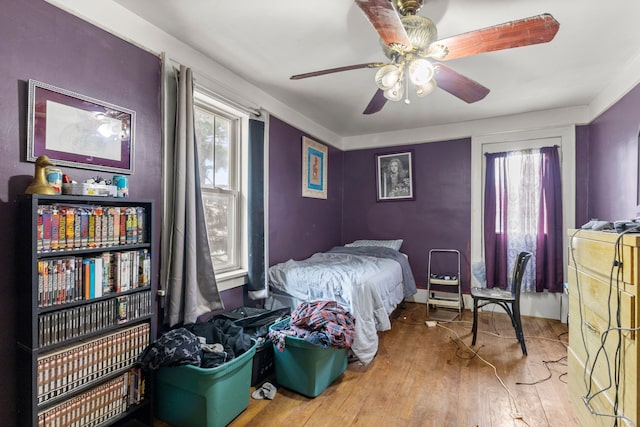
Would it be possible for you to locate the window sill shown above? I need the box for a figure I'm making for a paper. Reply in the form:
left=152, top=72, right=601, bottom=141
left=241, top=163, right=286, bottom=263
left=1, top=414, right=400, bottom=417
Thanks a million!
left=215, top=269, right=248, bottom=291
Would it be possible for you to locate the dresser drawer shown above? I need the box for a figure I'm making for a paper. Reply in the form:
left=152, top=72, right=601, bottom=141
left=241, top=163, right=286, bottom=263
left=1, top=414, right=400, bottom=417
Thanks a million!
left=567, top=266, right=636, bottom=336
left=567, top=229, right=640, bottom=425
left=568, top=348, right=637, bottom=426
left=568, top=291, right=637, bottom=387
left=569, top=229, right=640, bottom=289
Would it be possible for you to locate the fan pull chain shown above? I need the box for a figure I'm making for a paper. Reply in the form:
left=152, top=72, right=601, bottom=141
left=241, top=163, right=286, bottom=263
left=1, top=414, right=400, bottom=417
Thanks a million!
left=404, top=71, right=411, bottom=104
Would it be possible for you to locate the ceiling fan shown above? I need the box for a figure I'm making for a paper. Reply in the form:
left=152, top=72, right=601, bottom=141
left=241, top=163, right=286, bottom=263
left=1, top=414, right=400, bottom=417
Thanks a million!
left=290, top=0, right=560, bottom=115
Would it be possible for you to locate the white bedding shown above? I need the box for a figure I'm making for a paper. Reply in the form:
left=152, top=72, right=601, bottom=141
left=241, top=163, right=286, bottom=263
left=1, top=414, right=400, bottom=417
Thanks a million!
left=265, top=247, right=416, bottom=364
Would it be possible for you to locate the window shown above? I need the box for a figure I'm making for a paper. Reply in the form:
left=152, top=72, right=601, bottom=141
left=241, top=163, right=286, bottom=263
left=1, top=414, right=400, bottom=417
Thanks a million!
left=486, top=149, right=543, bottom=291
left=491, top=150, right=543, bottom=235
left=193, top=89, right=249, bottom=281
left=471, top=128, right=575, bottom=295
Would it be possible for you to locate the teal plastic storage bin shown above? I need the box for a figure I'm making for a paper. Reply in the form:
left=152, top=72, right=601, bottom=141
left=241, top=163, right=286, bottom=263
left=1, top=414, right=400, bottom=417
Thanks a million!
left=155, top=339, right=257, bottom=427
left=270, top=318, right=348, bottom=398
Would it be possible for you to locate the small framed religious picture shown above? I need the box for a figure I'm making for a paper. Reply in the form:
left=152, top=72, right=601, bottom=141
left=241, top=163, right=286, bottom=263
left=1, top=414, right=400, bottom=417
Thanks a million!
left=302, top=136, right=328, bottom=199
left=376, top=151, right=415, bottom=201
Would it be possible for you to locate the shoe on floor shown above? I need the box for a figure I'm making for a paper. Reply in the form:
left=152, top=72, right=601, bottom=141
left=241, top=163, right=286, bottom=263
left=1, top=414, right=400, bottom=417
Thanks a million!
left=251, top=382, right=277, bottom=400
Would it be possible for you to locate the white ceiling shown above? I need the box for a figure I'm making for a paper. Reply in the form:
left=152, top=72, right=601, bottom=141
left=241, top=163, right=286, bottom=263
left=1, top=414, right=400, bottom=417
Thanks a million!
left=111, top=0, right=640, bottom=139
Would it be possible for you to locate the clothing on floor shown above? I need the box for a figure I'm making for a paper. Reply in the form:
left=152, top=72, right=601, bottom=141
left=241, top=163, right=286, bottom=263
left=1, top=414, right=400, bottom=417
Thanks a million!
left=184, top=318, right=252, bottom=368
left=138, top=318, right=252, bottom=370
left=137, top=327, right=202, bottom=371
left=269, top=300, right=356, bottom=351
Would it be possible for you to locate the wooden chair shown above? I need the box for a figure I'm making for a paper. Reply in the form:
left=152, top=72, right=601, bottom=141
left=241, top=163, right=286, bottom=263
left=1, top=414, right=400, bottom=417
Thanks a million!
left=471, top=251, right=532, bottom=355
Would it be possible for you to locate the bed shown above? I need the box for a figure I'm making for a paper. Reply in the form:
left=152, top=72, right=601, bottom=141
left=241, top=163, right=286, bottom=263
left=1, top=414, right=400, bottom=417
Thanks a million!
left=265, top=241, right=417, bottom=365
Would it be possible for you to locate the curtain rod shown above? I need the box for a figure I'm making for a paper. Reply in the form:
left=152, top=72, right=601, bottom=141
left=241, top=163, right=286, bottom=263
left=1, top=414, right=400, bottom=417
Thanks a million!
left=197, top=84, right=262, bottom=118
left=174, top=65, right=262, bottom=117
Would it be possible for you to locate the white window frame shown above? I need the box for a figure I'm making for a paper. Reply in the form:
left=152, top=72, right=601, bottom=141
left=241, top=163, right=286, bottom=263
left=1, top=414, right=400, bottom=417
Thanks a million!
left=470, top=126, right=575, bottom=319
left=471, top=126, right=576, bottom=277
left=193, top=88, right=249, bottom=291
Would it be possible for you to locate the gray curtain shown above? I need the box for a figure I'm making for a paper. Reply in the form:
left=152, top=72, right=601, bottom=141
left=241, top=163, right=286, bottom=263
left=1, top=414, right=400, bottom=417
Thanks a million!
left=163, top=65, right=224, bottom=326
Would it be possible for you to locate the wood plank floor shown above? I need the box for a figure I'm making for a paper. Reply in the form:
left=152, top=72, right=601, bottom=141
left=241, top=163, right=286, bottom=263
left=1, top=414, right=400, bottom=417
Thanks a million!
left=156, top=302, right=580, bottom=427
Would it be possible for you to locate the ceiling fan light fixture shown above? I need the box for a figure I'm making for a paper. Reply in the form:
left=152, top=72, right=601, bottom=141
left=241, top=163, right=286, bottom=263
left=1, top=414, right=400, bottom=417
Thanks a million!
left=415, top=79, right=437, bottom=97
left=381, top=15, right=438, bottom=59
left=408, top=58, right=434, bottom=86
left=383, top=82, right=404, bottom=101
left=296, top=1, right=559, bottom=114
left=375, top=64, right=402, bottom=90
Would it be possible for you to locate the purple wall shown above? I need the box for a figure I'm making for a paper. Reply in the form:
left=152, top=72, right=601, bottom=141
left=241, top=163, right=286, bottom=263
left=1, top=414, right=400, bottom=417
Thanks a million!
left=586, top=85, right=640, bottom=221
left=342, top=138, right=472, bottom=292
left=267, top=121, right=471, bottom=290
left=3, top=0, right=640, bottom=423
left=0, top=0, right=162, bottom=422
left=268, top=116, right=344, bottom=265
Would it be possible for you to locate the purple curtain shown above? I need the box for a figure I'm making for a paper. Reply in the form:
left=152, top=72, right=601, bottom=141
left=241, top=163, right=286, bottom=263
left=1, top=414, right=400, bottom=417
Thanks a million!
left=535, top=146, right=564, bottom=292
left=484, top=153, right=508, bottom=289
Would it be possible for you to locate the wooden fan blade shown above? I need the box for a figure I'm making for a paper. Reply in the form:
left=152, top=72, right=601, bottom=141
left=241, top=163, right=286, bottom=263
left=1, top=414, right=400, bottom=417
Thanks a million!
left=290, top=62, right=385, bottom=80
left=355, top=0, right=411, bottom=50
left=433, top=63, right=490, bottom=103
left=363, top=89, right=387, bottom=115
left=435, top=14, right=559, bottom=61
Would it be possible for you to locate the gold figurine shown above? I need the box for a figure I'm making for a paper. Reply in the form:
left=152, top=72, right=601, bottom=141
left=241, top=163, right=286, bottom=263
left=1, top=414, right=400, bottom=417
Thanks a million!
left=25, top=155, right=57, bottom=195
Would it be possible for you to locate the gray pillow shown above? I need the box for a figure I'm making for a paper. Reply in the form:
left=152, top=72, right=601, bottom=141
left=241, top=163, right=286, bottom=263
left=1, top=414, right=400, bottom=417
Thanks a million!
left=344, top=239, right=403, bottom=251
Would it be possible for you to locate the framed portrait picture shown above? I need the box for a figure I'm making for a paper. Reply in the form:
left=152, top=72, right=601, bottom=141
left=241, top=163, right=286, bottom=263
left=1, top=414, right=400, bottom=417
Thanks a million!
left=302, top=136, right=328, bottom=199
left=27, top=79, right=135, bottom=174
left=376, top=151, right=415, bottom=201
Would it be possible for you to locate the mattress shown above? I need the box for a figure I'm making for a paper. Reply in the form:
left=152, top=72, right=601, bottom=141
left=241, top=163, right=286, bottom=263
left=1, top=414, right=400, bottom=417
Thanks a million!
left=265, top=246, right=416, bottom=364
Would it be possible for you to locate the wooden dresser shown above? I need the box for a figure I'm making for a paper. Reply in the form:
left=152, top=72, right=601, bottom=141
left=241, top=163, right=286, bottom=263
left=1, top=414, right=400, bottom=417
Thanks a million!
left=567, top=229, right=639, bottom=426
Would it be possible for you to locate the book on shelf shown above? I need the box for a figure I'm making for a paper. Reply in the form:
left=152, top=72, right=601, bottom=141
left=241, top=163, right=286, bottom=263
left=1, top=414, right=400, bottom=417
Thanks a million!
left=37, top=372, right=133, bottom=427
left=36, top=204, right=147, bottom=253
left=61, top=206, right=74, bottom=250
left=36, top=249, right=152, bottom=308
left=93, top=257, right=103, bottom=299
left=37, top=290, right=152, bottom=347
left=109, top=207, right=119, bottom=247
left=102, top=253, right=111, bottom=295
left=36, top=323, right=150, bottom=405
left=93, top=206, right=102, bottom=249
left=50, top=206, right=59, bottom=252
left=21, top=197, right=154, bottom=427
left=116, top=296, right=128, bottom=324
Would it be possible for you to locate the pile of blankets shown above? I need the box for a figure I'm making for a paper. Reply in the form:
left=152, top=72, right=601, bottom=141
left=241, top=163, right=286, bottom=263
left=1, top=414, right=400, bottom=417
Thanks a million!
left=269, top=300, right=356, bottom=351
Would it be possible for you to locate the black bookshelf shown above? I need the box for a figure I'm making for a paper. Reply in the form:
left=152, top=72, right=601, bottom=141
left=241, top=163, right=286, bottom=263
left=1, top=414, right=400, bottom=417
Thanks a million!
left=16, top=194, right=155, bottom=427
